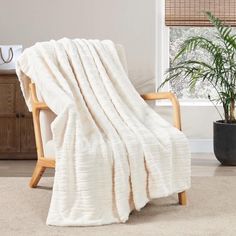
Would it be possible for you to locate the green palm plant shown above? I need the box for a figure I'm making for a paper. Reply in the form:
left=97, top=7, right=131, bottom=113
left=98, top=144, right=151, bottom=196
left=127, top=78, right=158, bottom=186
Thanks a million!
left=160, top=12, right=236, bottom=123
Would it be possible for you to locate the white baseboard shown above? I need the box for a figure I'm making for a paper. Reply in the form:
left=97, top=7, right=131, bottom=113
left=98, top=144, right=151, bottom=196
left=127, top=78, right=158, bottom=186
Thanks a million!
left=189, top=139, right=213, bottom=153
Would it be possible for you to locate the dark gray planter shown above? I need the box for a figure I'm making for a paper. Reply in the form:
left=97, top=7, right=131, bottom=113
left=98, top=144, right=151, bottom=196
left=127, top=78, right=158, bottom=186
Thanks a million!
left=214, top=120, right=236, bottom=165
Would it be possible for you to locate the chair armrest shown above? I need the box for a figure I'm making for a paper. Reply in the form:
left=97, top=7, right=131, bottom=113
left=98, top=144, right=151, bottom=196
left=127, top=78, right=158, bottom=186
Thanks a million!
left=33, top=102, right=49, bottom=110
left=29, top=83, right=50, bottom=159
left=29, top=83, right=49, bottom=111
left=141, top=92, right=181, bottom=130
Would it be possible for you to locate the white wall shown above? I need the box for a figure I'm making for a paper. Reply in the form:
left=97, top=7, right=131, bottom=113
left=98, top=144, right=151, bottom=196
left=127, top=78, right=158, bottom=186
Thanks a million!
left=156, top=104, right=220, bottom=153
left=157, top=105, right=221, bottom=139
left=0, top=0, right=218, bottom=143
left=0, top=0, right=156, bottom=94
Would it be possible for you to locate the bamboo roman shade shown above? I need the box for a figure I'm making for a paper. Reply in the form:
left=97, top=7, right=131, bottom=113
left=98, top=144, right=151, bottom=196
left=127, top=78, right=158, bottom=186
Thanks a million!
left=165, top=0, right=236, bottom=26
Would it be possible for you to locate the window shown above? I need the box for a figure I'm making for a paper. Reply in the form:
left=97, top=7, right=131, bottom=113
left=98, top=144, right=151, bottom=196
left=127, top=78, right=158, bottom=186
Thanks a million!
left=156, top=0, right=236, bottom=101
left=169, top=27, right=216, bottom=100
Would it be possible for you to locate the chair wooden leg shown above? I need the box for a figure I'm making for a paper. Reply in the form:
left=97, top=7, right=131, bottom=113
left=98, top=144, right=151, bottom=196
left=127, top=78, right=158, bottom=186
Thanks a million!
left=178, top=191, right=187, bottom=205
left=29, top=162, right=46, bottom=188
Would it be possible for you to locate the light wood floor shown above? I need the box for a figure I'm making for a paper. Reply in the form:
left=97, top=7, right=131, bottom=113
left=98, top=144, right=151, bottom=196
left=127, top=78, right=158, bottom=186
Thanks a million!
left=191, top=153, right=236, bottom=176
left=0, top=153, right=236, bottom=177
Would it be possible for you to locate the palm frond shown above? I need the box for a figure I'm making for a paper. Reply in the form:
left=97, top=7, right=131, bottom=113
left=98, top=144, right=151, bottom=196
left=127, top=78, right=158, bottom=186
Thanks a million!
left=174, top=36, right=223, bottom=61
left=162, top=12, right=236, bottom=122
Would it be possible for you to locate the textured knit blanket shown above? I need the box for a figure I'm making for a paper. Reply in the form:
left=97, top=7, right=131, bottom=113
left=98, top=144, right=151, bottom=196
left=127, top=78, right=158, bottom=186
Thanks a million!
left=16, top=38, right=191, bottom=226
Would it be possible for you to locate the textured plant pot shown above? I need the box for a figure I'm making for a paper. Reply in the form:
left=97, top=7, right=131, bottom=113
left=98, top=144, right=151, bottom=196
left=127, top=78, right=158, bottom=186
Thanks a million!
left=214, top=120, right=236, bottom=165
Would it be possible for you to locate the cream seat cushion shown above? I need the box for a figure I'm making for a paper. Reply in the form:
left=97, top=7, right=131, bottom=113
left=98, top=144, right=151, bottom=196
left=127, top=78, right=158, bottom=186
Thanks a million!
left=44, top=140, right=56, bottom=158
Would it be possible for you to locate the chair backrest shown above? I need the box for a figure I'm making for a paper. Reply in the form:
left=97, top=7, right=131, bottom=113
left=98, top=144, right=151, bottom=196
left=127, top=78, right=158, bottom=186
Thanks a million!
left=37, top=44, right=128, bottom=154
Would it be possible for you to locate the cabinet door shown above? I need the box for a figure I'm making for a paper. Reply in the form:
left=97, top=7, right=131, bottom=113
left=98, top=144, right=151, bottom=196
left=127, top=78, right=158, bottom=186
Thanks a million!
left=20, top=115, right=36, bottom=153
left=16, top=81, right=36, bottom=154
left=0, top=76, right=20, bottom=153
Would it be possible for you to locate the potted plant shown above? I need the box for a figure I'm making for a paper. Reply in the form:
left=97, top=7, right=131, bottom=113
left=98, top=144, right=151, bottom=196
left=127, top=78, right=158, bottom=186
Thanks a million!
left=160, top=12, right=236, bottom=165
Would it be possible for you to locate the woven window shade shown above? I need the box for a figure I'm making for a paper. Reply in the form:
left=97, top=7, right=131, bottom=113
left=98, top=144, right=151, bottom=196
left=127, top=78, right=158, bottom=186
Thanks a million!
left=165, top=0, right=236, bottom=26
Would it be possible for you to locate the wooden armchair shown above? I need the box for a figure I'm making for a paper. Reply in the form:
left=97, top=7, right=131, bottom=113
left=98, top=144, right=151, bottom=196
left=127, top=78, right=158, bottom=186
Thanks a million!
left=29, top=83, right=187, bottom=205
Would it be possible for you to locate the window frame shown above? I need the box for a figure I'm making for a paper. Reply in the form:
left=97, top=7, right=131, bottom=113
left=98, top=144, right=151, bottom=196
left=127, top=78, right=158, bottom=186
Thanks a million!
left=156, top=0, right=214, bottom=105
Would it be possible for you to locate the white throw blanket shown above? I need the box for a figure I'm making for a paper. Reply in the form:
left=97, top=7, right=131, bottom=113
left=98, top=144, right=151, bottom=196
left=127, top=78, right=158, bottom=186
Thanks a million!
left=16, top=38, right=191, bottom=226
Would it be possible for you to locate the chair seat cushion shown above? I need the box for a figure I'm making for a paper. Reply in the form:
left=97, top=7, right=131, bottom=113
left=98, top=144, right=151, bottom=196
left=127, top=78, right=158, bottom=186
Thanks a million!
left=44, top=140, right=56, bottom=159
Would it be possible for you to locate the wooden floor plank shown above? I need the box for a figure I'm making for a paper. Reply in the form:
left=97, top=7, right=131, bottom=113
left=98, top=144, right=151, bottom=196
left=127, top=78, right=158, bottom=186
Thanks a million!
left=0, top=153, right=235, bottom=177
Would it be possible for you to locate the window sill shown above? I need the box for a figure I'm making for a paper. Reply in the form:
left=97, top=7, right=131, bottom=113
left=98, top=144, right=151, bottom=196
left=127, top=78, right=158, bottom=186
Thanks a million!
left=155, top=100, right=222, bottom=107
